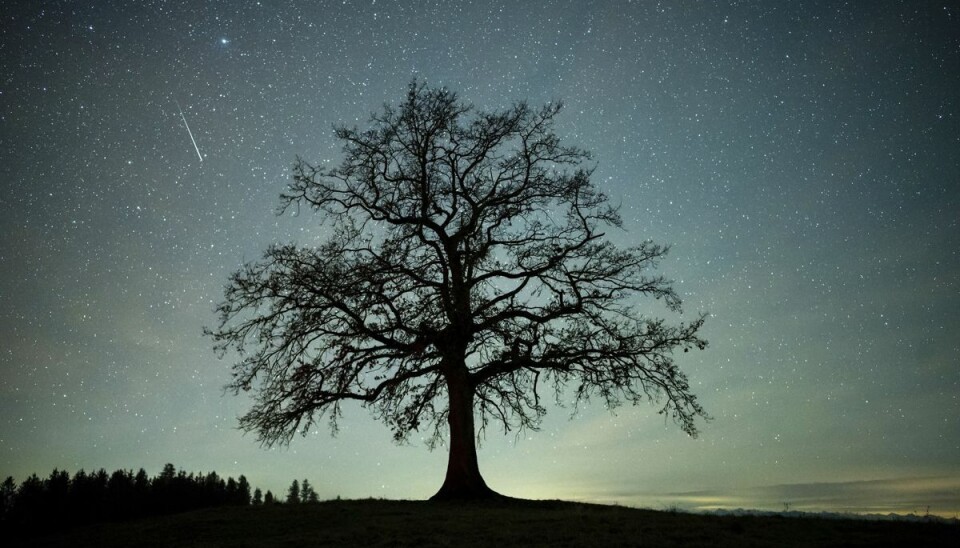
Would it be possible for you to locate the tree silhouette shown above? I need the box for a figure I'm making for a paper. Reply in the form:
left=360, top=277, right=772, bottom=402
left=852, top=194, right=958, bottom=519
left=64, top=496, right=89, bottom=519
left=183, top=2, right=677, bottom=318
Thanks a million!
left=286, top=479, right=300, bottom=504
left=11, top=474, right=43, bottom=527
left=209, top=81, right=708, bottom=499
left=45, top=469, right=69, bottom=523
left=226, top=477, right=239, bottom=505
left=236, top=475, right=252, bottom=506
left=133, top=468, right=150, bottom=514
left=106, top=469, right=134, bottom=520
left=301, top=479, right=319, bottom=504
left=1, top=476, right=16, bottom=521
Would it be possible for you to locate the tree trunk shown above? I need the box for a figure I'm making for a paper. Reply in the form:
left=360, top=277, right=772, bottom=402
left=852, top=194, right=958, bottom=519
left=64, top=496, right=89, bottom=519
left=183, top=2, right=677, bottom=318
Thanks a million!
left=430, top=367, right=500, bottom=501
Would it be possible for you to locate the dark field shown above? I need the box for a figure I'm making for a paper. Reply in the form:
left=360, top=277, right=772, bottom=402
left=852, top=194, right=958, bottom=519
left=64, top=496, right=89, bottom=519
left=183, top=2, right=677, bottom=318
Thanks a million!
left=13, top=498, right=958, bottom=547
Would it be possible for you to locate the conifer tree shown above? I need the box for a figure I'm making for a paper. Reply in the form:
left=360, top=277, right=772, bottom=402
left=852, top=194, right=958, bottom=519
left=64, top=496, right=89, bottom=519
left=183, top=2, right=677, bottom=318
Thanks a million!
left=1, top=476, right=16, bottom=520
left=301, top=479, right=319, bottom=504
left=237, top=475, right=252, bottom=505
left=286, top=479, right=300, bottom=504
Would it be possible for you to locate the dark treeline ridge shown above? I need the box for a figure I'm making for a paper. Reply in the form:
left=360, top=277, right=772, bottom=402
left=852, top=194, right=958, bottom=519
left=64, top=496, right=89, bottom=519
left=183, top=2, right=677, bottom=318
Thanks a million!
left=1, top=463, right=254, bottom=534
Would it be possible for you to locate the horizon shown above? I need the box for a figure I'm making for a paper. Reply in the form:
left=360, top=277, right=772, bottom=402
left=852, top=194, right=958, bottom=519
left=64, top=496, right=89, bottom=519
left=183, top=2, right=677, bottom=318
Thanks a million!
left=4, top=449, right=958, bottom=519
left=1, top=0, right=957, bottom=523
left=4, top=461, right=958, bottom=520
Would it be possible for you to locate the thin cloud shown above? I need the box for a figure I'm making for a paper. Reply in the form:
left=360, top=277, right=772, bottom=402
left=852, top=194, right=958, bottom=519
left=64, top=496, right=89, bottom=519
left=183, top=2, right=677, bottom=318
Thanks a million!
left=655, top=476, right=960, bottom=516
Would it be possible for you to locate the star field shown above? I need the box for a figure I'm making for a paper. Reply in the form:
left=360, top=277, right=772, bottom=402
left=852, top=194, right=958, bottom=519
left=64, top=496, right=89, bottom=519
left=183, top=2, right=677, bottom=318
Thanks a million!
left=1, top=1, right=957, bottom=516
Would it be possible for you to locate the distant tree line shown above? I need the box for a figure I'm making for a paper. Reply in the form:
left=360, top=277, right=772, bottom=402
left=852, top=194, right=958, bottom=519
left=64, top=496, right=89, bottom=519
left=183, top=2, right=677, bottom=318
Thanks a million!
left=0, top=464, right=252, bottom=533
left=0, top=464, right=328, bottom=535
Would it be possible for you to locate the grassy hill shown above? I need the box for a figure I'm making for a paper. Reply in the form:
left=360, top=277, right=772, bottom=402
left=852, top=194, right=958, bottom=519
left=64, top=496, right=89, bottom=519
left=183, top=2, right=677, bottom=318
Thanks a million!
left=13, top=498, right=958, bottom=547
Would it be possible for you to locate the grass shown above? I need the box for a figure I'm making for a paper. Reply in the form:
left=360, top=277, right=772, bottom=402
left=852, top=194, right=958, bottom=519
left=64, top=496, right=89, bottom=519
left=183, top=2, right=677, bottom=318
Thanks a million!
left=12, top=498, right=958, bottom=547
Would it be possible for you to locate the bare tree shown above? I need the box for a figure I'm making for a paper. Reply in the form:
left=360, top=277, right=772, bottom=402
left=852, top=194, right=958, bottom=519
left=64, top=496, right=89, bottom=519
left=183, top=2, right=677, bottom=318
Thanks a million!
left=208, top=81, right=708, bottom=500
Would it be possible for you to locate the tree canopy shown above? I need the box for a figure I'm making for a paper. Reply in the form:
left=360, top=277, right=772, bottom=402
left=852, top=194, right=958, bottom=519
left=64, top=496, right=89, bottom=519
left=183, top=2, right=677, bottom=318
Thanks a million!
left=209, top=81, right=708, bottom=499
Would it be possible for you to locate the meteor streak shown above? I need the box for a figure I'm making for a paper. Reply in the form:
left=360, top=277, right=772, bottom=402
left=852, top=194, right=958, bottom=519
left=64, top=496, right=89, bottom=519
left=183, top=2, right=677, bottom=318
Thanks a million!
left=176, top=100, right=203, bottom=162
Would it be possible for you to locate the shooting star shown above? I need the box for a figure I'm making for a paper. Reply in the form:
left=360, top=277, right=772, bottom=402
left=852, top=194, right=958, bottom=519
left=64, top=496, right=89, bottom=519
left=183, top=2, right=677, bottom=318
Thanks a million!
left=176, top=100, right=203, bottom=162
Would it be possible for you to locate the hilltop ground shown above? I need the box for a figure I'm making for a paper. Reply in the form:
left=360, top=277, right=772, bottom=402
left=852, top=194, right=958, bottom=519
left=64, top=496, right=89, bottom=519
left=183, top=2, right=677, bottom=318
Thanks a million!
left=12, top=498, right=958, bottom=547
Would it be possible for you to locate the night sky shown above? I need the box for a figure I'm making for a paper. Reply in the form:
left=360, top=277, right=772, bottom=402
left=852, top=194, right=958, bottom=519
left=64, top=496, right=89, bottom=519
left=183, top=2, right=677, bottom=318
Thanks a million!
left=2, top=1, right=958, bottom=516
